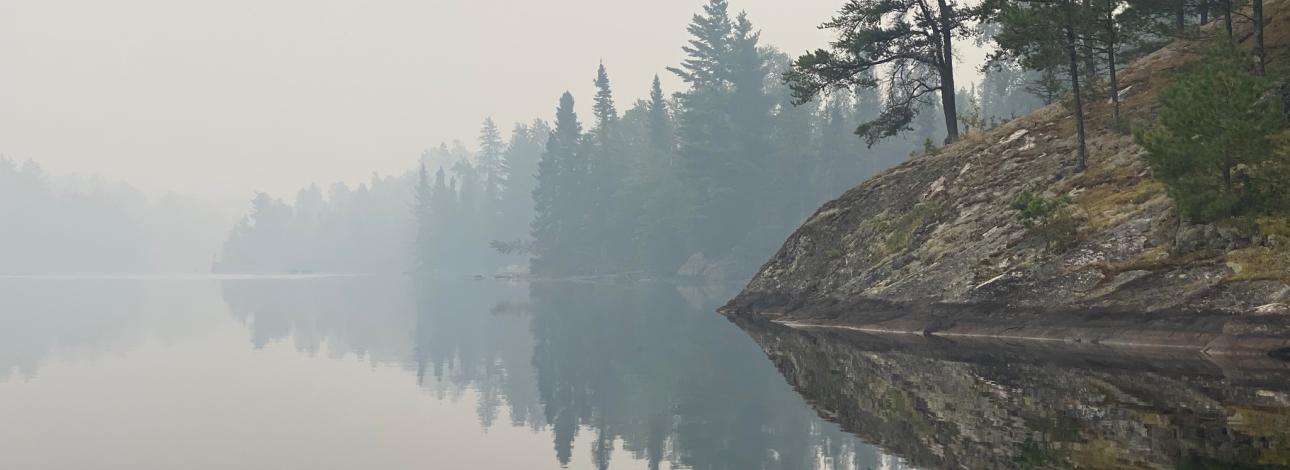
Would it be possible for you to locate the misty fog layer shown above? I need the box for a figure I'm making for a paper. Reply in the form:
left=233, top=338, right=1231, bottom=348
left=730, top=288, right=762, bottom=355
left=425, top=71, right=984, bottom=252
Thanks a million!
left=2, top=0, right=1006, bottom=276
left=0, top=158, right=230, bottom=274
left=0, top=0, right=865, bottom=200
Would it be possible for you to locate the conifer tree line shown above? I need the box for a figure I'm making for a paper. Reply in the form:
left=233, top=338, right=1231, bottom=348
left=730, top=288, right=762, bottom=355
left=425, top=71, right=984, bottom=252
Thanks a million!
left=523, top=0, right=1043, bottom=278
left=219, top=0, right=1279, bottom=276
left=217, top=124, right=549, bottom=274
left=525, top=0, right=1278, bottom=277
left=791, top=0, right=1276, bottom=171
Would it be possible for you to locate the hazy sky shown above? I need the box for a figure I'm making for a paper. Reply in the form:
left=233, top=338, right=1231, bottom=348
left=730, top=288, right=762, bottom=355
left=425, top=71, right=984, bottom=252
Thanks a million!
left=1, top=0, right=983, bottom=202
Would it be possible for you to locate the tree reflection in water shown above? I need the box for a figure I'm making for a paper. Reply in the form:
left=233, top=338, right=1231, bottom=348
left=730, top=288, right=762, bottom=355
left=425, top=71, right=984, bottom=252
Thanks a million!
left=221, top=278, right=893, bottom=470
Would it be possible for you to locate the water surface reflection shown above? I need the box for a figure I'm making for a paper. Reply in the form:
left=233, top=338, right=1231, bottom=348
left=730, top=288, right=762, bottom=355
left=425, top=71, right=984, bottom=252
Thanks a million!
left=732, top=317, right=1290, bottom=469
left=1, top=277, right=892, bottom=469
left=7, top=277, right=1288, bottom=469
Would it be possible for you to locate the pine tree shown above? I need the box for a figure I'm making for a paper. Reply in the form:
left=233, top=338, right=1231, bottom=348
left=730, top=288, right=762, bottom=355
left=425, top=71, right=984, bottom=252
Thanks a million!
left=1253, top=0, right=1266, bottom=76
left=1135, top=41, right=1283, bottom=221
left=785, top=0, right=972, bottom=145
left=992, top=0, right=1096, bottom=171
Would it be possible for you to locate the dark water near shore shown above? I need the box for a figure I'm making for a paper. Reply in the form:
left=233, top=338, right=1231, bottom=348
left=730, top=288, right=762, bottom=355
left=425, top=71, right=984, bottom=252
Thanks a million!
left=1, top=277, right=1287, bottom=469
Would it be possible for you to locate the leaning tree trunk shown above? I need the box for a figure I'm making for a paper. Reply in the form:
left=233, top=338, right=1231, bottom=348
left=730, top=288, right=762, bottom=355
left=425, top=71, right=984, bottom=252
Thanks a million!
left=1254, top=0, right=1266, bottom=75
left=937, top=0, right=961, bottom=144
left=1065, top=2, right=1089, bottom=172
left=1106, top=0, right=1121, bottom=127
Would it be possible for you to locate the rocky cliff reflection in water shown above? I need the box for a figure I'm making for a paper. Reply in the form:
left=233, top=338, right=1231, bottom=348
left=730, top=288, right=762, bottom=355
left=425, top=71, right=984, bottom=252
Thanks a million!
left=731, top=316, right=1290, bottom=469
left=0, top=277, right=898, bottom=469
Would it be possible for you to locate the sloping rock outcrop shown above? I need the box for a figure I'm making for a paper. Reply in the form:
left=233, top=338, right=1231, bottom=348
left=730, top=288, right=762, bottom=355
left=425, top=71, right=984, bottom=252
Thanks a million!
left=723, top=4, right=1290, bottom=353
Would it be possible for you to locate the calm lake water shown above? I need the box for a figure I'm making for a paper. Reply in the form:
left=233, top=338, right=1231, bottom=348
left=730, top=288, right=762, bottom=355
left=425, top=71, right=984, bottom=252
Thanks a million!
left=0, top=277, right=900, bottom=470
left=2, top=277, right=1287, bottom=469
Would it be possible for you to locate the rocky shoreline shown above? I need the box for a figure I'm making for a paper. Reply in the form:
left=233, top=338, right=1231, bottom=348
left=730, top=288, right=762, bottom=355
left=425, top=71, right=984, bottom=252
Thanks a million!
left=722, top=8, right=1290, bottom=354
left=720, top=296, right=1290, bottom=357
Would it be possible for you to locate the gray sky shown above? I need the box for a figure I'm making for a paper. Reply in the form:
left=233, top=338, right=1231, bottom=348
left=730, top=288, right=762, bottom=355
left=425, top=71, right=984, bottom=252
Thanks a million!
left=0, top=0, right=983, bottom=202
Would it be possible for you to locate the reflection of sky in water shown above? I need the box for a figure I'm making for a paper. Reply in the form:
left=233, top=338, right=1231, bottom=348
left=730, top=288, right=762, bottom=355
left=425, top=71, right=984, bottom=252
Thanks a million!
left=0, top=277, right=895, bottom=470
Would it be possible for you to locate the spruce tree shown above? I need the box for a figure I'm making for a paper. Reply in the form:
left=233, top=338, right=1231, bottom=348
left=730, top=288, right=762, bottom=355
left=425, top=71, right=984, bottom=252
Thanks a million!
left=647, top=75, right=671, bottom=151
left=592, top=63, right=619, bottom=142
left=531, top=92, right=583, bottom=275
left=477, top=117, right=507, bottom=204
left=670, top=0, right=739, bottom=258
left=667, top=0, right=733, bottom=89
left=727, top=11, right=775, bottom=253
left=588, top=64, right=629, bottom=272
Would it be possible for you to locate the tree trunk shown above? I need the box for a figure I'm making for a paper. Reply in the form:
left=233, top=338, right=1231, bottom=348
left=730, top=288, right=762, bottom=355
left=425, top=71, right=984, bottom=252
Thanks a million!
left=1224, top=0, right=1234, bottom=39
left=1254, top=0, right=1266, bottom=75
left=1200, top=0, right=1209, bottom=24
left=939, top=61, right=960, bottom=144
left=937, top=0, right=960, bottom=144
left=1065, top=3, right=1089, bottom=172
left=1106, top=0, right=1121, bottom=128
left=1223, top=160, right=1233, bottom=193
left=1176, top=0, right=1186, bottom=34
left=1282, top=83, right=1290, bottom=126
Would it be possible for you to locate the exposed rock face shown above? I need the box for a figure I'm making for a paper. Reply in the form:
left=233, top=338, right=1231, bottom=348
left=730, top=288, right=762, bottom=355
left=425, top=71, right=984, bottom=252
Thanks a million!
left=733, top=317, right=1290, bottom=470
left=723, top=5, right=1290, bottom=349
